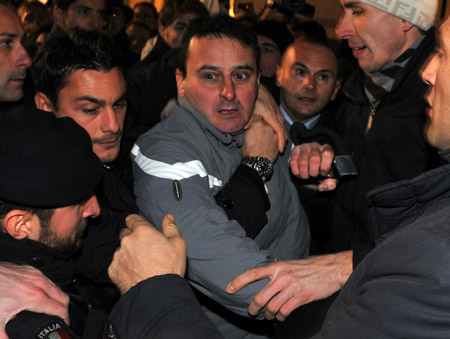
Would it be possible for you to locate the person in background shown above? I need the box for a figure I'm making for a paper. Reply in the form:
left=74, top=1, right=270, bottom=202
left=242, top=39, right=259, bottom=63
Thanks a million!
left=251, top=20, right=293, bottom=102
left=133, top=1, right=158, bottom=36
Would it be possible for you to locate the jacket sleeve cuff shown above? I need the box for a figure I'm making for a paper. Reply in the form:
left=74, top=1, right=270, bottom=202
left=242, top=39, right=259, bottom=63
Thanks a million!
left=215, top=164, right=270, bottom=238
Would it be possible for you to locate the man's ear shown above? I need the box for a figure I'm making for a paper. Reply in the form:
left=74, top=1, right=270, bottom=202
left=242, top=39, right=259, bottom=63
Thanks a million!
left=402, top=20, right=415, bottom=33
left=158, top=23, right=166, bottom=40
left=275, top=64, right=282, bottom=87
left=176, top=69, right=186, bottom=97
left=3, top=210, right=33, bottom=240
left=34, top=92, right=54, bottom=112
left=330, top=79, right=342, bottom=101
left=53, top=6, right=65, bottom=29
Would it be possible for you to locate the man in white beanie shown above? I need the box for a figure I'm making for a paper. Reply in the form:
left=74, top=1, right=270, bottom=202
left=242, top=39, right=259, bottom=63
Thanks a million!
left=228, top=0, right=442, bottom=336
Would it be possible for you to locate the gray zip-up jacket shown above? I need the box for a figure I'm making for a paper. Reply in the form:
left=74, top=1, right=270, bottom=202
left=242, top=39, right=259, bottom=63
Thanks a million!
left=132, top=97, right=310, bottom=338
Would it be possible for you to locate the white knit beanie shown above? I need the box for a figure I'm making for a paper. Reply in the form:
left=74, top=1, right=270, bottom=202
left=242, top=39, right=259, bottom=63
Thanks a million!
left=359, top=0, right=438, bottom=31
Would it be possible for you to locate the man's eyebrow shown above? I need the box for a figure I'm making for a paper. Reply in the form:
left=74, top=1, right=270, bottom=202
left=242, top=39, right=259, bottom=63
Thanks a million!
left=197, top=64, right=255, bottom=72
left=343, top=1, right=361, bottom=9
left=75, top=96, right=105, bottom=105
left=293, top=62, right=335, bottom=74
left=261, top=42, right=278, bottom=49
left=0, top=32, right=18, bottom=38
left=114, top=93, right=127, bottom=103
left=75, top=5, right=93, bottom=11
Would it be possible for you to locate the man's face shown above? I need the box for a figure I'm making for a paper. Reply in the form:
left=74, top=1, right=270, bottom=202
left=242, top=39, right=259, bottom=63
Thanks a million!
left=422, top=18, right=450, bottom=151
left=160, top=12, right=198, bottom=48
left=257, top=35, right=281, bottom=78
left=20, top=6, right=51, bottom=32
left=57, top=0, right=106, bottom=32
left=39, top=195, right=100, bottom=254
left=176, top=36, right=259, bottom=134
left=134, top=4, right=157, bottom=33
left=53, top=68, right=126, bottom=163
left=0, top=5, right=32, bottom=102
left=277, top=40, right=340, bottom=123
left=126, top=23, right=152, bottom=55
left=335, top=0, right=408, bottom=74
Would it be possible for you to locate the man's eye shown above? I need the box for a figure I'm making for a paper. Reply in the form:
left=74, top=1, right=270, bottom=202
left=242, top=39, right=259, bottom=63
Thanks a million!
left=235, top=73, right=249, bottom=80
left=114, top=101, right=126, bottom=109
left=352, top=9, right=363, bottom=15
left=203, top=73, right=216, bottom=80
left=262, top=47, right=273, bottom=54
left=318, top=74, right=329, bottom=81
left=83, top=108, right=98, bottom=114
left=0, top=39, right=13, bottom=48
left=295, top=69, right=306, bottom=76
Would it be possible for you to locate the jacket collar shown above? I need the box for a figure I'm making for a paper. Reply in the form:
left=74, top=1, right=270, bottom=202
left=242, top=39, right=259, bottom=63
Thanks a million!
left=0, top=232, right=75, bottom=286
left=368, top=163, right=450, bottom=243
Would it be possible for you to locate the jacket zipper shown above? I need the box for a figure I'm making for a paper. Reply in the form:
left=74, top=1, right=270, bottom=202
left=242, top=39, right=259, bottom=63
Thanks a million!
left=365, top=106, right=376, bottom=133
left=348, top=105, right=376, bottom=248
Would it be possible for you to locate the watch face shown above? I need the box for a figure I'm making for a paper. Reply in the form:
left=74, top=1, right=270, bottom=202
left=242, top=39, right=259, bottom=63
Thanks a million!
left=254, top=157, right=273, bottom=180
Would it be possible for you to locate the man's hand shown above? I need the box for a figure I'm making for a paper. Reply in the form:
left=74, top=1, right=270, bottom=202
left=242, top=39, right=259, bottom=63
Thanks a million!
left=108, top=214, right=187, bottom=295
left=227, top=251, right=353, bottom=321
left=249, top=85, right=287, bottom=153
left=243, top=115, right=279, bottom=164
left=290, top=142, right=337, bottom=191
left=0, top=263, right=70, bottom=338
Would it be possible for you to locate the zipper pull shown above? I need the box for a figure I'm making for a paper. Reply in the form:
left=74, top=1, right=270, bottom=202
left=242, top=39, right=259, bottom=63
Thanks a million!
left=366, top=107, right=376, bottom=133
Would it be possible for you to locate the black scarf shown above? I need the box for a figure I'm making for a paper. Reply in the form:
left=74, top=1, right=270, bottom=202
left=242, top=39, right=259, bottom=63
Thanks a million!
left=363, top=34, right=425, bottom=106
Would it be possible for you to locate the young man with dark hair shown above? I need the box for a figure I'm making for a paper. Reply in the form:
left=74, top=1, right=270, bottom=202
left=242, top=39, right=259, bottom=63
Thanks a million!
left=52, top=0, right=107, bottom=33
left=32, top=29, right=136, bottom=303
left=133, top=1, right=158, bottom=36
left=141, top=0, right=210, bottom=61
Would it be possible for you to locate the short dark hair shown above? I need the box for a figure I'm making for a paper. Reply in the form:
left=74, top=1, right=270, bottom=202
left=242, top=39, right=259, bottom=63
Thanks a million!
left=32, top=29, right=121, bottom=109
left=0, top=199, right=54, bottom=232
left=53, top=0, right=76, bottom=12
left=18, top=0, right=47, bottom=17
left=290, top=21, right=327, bottom=44
left=134, top=1, right=158, bottom=19
left=176, top=16, right=260, bottom=77
left=159, top=0, right=209, bottom=27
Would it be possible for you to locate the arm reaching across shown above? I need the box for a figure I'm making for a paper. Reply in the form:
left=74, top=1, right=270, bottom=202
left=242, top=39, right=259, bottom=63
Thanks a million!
left=108, top=213, right=187, bottom=294
left=0, top=263, right=70, bottom=338
left=227, top=251, right=353, bottom=321
left=108, top=214, right=224, bottom=338
left=290, top=142, right=337, bottom=192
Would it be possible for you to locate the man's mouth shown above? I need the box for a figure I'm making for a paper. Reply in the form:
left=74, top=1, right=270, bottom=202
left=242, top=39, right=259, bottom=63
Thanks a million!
left=10, top=77, right=25, bottom=84
left=218, top=107, right=239, bottom=114
left=297, top=96, right=316, bottom=103
left=349, top=43, right=367, bottom=56
left=96, top=137, right=121, bottom=146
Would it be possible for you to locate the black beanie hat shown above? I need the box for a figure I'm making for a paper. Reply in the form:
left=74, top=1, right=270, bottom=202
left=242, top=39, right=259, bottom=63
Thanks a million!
left=251, top=20, right=294, bottom=54
left=0, top=107, right=102, bottom=208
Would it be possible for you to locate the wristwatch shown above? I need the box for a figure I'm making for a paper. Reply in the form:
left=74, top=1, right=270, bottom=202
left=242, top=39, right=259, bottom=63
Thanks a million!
left=242, top=156, right=273, bottom=181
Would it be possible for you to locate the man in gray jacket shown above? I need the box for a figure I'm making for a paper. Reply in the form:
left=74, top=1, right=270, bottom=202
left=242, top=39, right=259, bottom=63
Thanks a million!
left=132, top=16, right=310, bottom=338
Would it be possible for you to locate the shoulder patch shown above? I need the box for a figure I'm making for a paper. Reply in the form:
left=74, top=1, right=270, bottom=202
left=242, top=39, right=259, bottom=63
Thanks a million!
left=33, top=320, right=70, bottom=339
